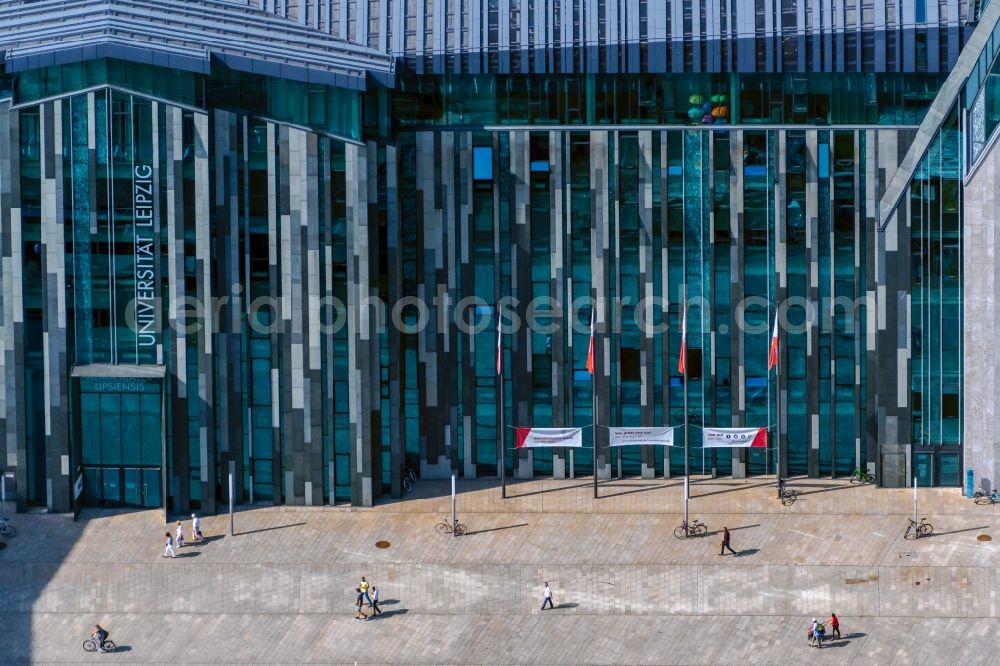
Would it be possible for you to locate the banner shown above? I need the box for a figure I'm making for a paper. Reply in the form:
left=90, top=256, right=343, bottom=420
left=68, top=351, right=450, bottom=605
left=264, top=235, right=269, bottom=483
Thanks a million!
left=702, top=427, right=768, bottom=448
left=515, top=427, right=583, bottom=448
left=608, top=427, right=675, bottom=447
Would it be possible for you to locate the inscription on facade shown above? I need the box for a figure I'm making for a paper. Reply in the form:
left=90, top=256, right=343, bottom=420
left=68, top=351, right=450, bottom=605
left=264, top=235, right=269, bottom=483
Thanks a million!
left=133, top=165, right=157, bottom=347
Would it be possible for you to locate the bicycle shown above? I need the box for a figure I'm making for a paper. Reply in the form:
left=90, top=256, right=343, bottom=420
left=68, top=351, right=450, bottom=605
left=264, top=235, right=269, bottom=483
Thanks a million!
left=776, top=480, right=797, bottom=506
left=402, top=466, right=416, bottom=493
left=904, top=517, right=933, bottom=540
left=435, top=516, right=467, bottom=536
left=0, top=517, right=14, bottom=538
left=673, top=519, right=707, bottom=539
left=849, top=468, right=877, bottom=484
left=973, top=488, right=1000, bottom=505
left=82, top=637, right=117, bottom=653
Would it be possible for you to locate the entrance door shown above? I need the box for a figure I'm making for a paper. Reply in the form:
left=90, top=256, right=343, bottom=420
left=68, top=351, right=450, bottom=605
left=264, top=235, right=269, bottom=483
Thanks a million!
left=77, top=376, right=163, bottom=508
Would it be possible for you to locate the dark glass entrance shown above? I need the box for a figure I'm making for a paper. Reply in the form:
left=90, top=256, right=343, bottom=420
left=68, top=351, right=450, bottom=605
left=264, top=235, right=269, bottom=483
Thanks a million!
left=76, top=376, right=163, bottom=508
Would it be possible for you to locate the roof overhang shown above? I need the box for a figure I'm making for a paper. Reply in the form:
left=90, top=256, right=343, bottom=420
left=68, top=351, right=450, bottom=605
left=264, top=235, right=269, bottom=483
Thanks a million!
left=0, top=0, right=393, bottom=90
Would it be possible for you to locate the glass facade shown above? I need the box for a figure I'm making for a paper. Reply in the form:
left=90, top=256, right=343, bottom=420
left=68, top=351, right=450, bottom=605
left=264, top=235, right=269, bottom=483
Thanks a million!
left=0, top=0, right=991, bottom=513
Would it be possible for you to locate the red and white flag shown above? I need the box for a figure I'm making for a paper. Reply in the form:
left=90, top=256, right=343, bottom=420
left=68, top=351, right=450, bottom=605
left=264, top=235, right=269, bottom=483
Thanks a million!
left=702, top=427, right=768, bottom=448
left=496, top=309, right=503, bottom=376
left=516, top=427, right=584, bottom=449
left=768, top=312, right=779, bottom=371
left=677, top=300, right=687, bottom=375
left=586, top=306, right=596, bottom=375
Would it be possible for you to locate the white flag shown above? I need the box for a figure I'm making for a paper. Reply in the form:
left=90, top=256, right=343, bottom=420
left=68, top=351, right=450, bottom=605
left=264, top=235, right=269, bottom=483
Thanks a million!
left=608, top=427, right=675, bottom=447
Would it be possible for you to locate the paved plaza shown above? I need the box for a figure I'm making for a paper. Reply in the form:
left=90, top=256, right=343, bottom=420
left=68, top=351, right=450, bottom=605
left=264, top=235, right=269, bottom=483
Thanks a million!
left=4, top=476, right=1000, bottom=663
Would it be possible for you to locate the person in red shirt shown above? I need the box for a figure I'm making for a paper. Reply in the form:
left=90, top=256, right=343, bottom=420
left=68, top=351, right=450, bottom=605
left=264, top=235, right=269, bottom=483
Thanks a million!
left=827, top=613, right=841, bottom=639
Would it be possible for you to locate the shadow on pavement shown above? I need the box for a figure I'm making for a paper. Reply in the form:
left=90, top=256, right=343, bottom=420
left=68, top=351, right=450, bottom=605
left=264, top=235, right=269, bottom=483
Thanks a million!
left=734, top=548, right=759, bottom=557
left=370, top=608, right=408, bottom=620
left=598, top=482, right=683, bottom=499
left=378, top=599, right=400, bottom=605
left=464, top=523, right=529, bottom=536
left=555, top=602, right=578, bottom=609
left=691, top=482, right=774, bottom=499
left=505, top=482, right=593, bottom=499
left=112, top=646, right=132, bottom=653
left=923, top=525, right=989, bottom=538
left=236, top=522, right=307, bottom=536
left=704, top=524, right=761, bottom=537
left=188, top=534, right=224, bottom=544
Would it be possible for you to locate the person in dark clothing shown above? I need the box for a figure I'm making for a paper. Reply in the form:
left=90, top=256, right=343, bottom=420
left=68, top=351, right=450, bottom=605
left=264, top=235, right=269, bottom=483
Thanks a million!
left=354, top=588, right=367, bottom=620
left=719, top=526, right=737, bottom=555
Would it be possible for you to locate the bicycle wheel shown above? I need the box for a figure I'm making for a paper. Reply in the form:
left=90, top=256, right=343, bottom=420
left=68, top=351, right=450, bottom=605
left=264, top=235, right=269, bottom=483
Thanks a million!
left=0, top=524, right=14, bottom=538
left=435, top=522, right=451, bottom=535
left=103, top=640, right=117, bottom=652
left=402, top=477, right=412, bottom=493
left=975, top=494, right=990, bottom=505
left=673, top=526, right=687, bottom=539
left=82, top=639, right=98, bottom=653
left=849, top=473, right=861, bottom=484
left=919, top=523, right=933, bottom=537
left=454, top=523, right=467, bottom=536
left=693, top=523, right=708, bottom=536
left=782, top=493, right=796, bottom=506
left=904, top=526, right=915, bottom=540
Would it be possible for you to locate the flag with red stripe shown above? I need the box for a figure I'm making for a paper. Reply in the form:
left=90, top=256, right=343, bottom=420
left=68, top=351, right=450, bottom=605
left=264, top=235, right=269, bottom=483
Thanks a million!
left=768, top=311, right=779, bottom=371
left=586, top=307, right=596, bottom=375
left=496, top=308, right=503, bottom=376
left=677, top=300, right=687, bottom=375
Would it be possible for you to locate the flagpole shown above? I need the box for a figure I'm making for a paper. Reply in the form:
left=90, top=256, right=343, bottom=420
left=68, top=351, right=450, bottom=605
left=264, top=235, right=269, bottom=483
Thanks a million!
left=592, top=304, right=598, bottom=500
left=681, top=284, right=689, bottom=528
left=768, top=309, right=782, bottom=490
left=498, top=305, right=506, bottom=500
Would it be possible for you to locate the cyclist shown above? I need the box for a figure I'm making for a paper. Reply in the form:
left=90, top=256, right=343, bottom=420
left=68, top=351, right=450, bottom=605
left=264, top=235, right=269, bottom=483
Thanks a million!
left=91, top=624, right=110, bottom=653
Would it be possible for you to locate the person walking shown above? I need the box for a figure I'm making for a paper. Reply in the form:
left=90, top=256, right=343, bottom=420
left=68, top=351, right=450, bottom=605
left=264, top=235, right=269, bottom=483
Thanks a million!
left=809, top=618, right=824, bottom=648
left=719, top=527, right=737, bottom=556
left=191, top=513, right=202, bottom=541
left=540, top=581, right=554, bottom=610
left=360, top=576, right=372, bottom=606
left=827, top=613, right=841, bottom=639
left=371, top=586, right=382, bottom=615
left=175, top=520, right=185, bottom=548
left=354, top=587, right=367, bottom=620
left=163, top=531, right=176, bottom=558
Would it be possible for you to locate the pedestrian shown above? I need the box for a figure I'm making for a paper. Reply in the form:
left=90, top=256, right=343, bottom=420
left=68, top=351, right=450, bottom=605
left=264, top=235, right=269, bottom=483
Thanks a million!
left=191, top=513, right=202, bottom=541
left=354, top=587, right=367, bottom=620
left=360, top=576, right=372, bottom=606
left=828, top=613, right=841, bottom=639
left=175, top=520, right=185, bottom=548
left=719, top=526, right=737, bottom=556
left=163, top=531, right=176, bottom=558
left=540, top=581, right=554, bottom=610
left=809, top=618, right=824, bottom=648
left=371, top=586, right=382, bottom=615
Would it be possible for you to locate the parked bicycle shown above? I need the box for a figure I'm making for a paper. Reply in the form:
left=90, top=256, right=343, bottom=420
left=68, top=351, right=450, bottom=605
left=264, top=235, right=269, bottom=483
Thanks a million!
left=973, top=488, right=1000, bottom=505
left=0, top=517, right=14, bottom=538
left=82, top=637, right=117, bottom=653
left=904, top=517, right=933, bottom=540
left=402, top=466, right=417, bottom=493
left=673, top=519, right=707, bottom=539
left=849, top=468, right=877, bottom=484
left=776, top=479, right=797, bottom=506
left=435, top=516, right=467, bottom=536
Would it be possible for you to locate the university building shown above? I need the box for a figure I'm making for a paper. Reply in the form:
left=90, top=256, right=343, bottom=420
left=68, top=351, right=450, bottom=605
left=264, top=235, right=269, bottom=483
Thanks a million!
left=0, top=0, right=996, bottom=512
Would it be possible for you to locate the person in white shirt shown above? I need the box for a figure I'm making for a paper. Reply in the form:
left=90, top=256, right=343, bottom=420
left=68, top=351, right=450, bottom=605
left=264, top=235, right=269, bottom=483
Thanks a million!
left=541, top=581, right=554, bottom=610
left=175, top=520, right=185, bottom=548
left=163, top=532, right=176, bottom=558
left=191, top=513, right=202, bottom=541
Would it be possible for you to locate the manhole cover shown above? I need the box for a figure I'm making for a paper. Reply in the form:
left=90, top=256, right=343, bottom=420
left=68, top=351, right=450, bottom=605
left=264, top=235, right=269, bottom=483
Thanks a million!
left=978, top=534, right=992, bottom=542
left=375, top=540, right=391, bottom=549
